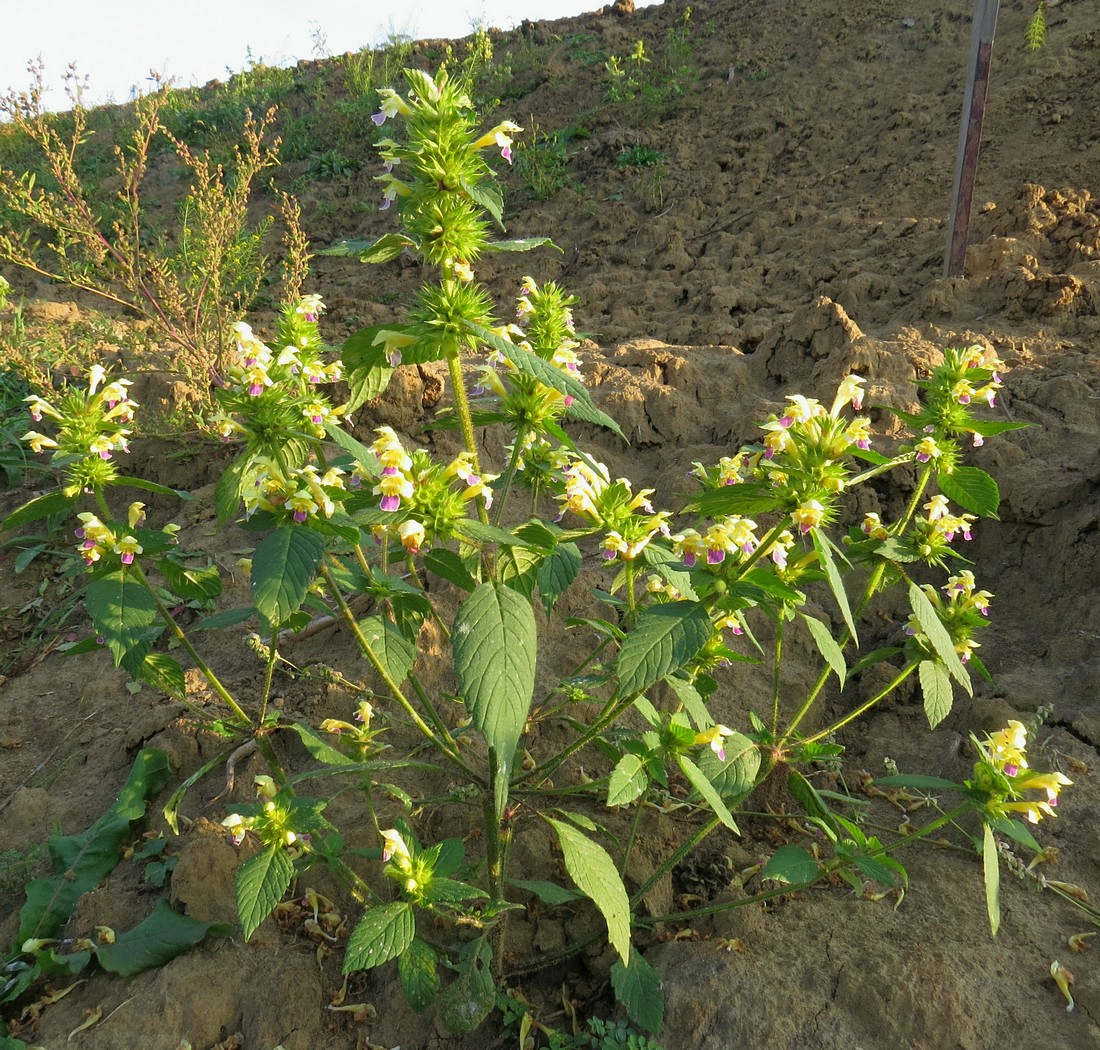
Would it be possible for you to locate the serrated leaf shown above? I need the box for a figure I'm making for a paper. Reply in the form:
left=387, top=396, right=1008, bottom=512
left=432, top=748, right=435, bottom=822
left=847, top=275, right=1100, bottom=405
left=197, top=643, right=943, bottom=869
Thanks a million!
left=398, top=937, right=440, bottom=1013
left=236, top=845, right=294, bottom=940
left=438, top=936, right=496, bottom=1033
left=682, top=482, right=782, bottom=518
left=536, top=540, right=581, bottom=614
left=936, top=465, right=1000, bottom=518
left=919, top=659, right=953, bottom=728
left=466, top=322, right=626, bottom=438
left=762, top=845, right=820, bottom=885
left=216, top=455, right=248, bottom=526
left=85, top=571, right=159, bottom=666
left=666, top=673, right=712, bottom=730
left=358, top=232, right=417, bottom=263
left=19, top=749, right=171, bottom=943
left=461, top=176, right=504, bottom=226
left=485, top=236, right=561, bottom=252
left=611, top=952, right=664, bottom=1035
left=545, top=818, right=630, bottom=964
left=344, top=901, right=415, bottom=973
left=358, top=614, right=417, bottom=686
left=983, top=822, right=1001, bottom=936
left=694, top=733, right=760, bottom=801
left=509, top=879, right=585, bottom=906
left=453, top=583, right=536, bottom=814
left=191, top=606, right=256, bottom=631
left=967, top=418, right=1029, bottom=437
left=421, top=878, right=489, bottom=904
left=497, top=543, right=543, bottom=598
left=616, top=601, right=712, bottom=698
left=288, top=722, right=355, bottom=766
left=872, top=774, right=961, bottom=791
left=802, top=614, right=847, bottom=688
left=159, top=559, right=222, bottom=601
left=341, top=324, right=401, bottom=410
left=251, top=526, right=326, bottom=626
left=0, top=489, right=75, bottom=531
left=608, top=753, right=649, bottom=807
left=812, top=530, right=858, bottom=645
left=678, top=755, right=739, bottom=831
left=133, top=651, right=186, bottom=699
left=851, top=854, right=907, bottom=888
left=94, top=899, right=231, bottom=976
left=908, top=583, right=972, bottom=695
left=454, top=518, right=537, bottom=548
left=425, top=548, right=478, bottom=591
left=317, top=237, right=374, bottom=257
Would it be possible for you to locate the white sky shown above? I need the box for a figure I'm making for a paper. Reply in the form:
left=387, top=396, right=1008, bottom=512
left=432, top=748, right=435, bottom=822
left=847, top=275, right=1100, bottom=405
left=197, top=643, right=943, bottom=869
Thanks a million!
left=2, top=0, right=662, bottom=111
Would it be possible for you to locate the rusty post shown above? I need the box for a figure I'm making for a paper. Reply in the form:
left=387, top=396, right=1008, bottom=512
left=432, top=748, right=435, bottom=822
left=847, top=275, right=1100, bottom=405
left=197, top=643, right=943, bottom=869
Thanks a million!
left=944, top=0, right=1001, bottom=277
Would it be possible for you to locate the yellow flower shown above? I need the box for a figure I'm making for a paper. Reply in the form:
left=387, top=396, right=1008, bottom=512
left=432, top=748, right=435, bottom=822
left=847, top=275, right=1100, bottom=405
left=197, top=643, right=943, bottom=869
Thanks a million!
left=113, top=535, right=143, bottom=565
left=831, top=373, right=865, bottom=416
left=21, top=430, right=58, bottom=454
left=127, top=502, right=146, bottom=529
left=381, top=828, right=411, bottom=864
left=793, top=499, right=825, bottom=535
left=398, top=519, right=426, bottom=554
left=695, top=724, right=736, bottom=761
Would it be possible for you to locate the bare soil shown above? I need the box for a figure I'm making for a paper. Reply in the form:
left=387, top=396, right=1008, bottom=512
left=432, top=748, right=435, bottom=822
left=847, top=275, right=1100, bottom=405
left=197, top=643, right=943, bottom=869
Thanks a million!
left=2, top=0, right=1100, bottom=1047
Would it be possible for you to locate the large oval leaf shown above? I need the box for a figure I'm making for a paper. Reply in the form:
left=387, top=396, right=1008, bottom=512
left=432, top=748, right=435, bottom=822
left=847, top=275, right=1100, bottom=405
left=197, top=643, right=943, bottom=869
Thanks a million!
left=344, top=902, right=415, bottom=973
left=85, top=570, right=159, bottom=667
left=616, top=601, right=712, bottom=698
left=545, top=817, right=630, bottom=965
left=251, top=526, right=326, bottom=626
left=452, top=582, right=537, bottom=788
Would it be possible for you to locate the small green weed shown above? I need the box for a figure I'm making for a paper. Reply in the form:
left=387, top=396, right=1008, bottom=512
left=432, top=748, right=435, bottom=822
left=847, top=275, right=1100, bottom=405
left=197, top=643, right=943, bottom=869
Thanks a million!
left=615, top=145, right=666, bottom=169
left=307, top=149, right=360, bottom=181
left=514, top=123, right=588, bottom=200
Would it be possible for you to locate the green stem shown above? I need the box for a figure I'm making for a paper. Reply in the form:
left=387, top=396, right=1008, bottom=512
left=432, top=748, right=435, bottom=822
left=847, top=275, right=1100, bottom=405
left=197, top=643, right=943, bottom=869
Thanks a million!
left=258, top=625, right=279, bottom=726
left=321, top=561, right=464, bottom=766
left=624, top=559, right=638, bottom=624
left=446, top=346, right=489, bottom=527
left=130, top=563, right=253, bottom=728
left=630, top=813, right=722, bottom=906
left=491, top=425, right=528, bottom=528
left=770, top=616, right=785, bottom=735
left=799, top=661, right=919, bottom=746
left=620, top=797, right=647, bottom=877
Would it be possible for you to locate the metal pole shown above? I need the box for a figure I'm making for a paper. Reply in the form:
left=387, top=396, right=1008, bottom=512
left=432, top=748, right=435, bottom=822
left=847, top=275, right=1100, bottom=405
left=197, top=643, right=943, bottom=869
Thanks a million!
left=944, top=0, right=1001, bottom=277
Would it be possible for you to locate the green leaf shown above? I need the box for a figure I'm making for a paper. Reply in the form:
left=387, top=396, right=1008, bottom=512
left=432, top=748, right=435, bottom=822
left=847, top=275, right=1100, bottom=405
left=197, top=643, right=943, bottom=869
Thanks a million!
left=787, top=768, right=837, bottom=833
left=966, top=418, right=1029, bottom=438
left=398, top=937, right=440, bottom=1013
left=163, top=747, right=237, bottom=834
left=466, top=322, right=626, bottom=439
left=288, top=722, right=355, bottom=766
left=666, top=673, right=712, bottom=730
left=344, top=902, right=415, bottom=973
left=454, top=518, right=537, bottom=548
left=872, top=774, right=961, bottom=791
left=159, top=559, right=222, bottom=601
left=358, top=615, right=417, bottom=686
left=1, top=489, right=75, bottom=531
left=216, top=455, right=248, bottom=526
left=421, top=878, right=489, bottom=904
left=191, top=606, right=256, bottom=631
left=484, top=236, right=561, bottom=252
left=316, top=237, right=374, bottom=257
left=461, top=176, right=504, bottom=226
left=608, top=753, right=649, bottom=807
left=682, top=482, right=781, bottom=518
left=983, top=822, right=1001, bottom=936
left=762, top=845, right=820, bottom=885
left=812, top=530, right=858, bottom=645
left=678, top=755, right=739, bottom=832
left=361, top=232, right=417, bottom=263
left=19, top=749, right=172, bottom=943
left=110, top=475, right=191, bottom=500
left=437, top=936, right=495, bottom=1033
left=919, top=659, right=953, bottom=728
left=497, top=543, right=543, bottom=598
left=611, top=952, right=664, bottom=1035
left=937, top=465, right=1000, bottom=518
left=323, top=418, right=381, bottom=469
left=85, top=570, right=159, bottom=666
left=694, top=733, right=760, bottom=801
left=802, top=614, right=846, bottom=689
left=131, top=651, right=186, bottom=699
left=509, top=879, right=585, bottom=906
left=453, top=582, right=537, bottom=814
left=616, top=601, right=712, bottom=698
left=236, top=845, right=294, bottom=941
left=536, top=540, right=581, bottom=614
left=908, top=583, right=972, bottom=695
left=545, top=818, right=630, bottom=965
left=341, top=324, right=399, bottom=410
left=425, top=548, right=478, bottom=591
left=94, top=900, right=231, bottom=976
left=251, top=526, right=326, bottom=626
left=851, top=854, right=907, bottom=888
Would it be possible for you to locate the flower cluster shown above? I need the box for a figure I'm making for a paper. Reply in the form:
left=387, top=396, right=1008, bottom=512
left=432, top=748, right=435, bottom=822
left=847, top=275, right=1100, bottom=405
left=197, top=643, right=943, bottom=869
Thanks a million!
left=71, top=503, right=177, bottom=569
left=968, top=720, right=1072, bottom=825
left=242, top=458, right=347, bottom=524
left=555, top=457, right=671, bottom=563
left=213, top=296, right=343, bottom=447
left=21, top=364, right=138, bottom=494
left=358, top=427, right=497, bottom=555
left=905, top=571, right=993, bottom=665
